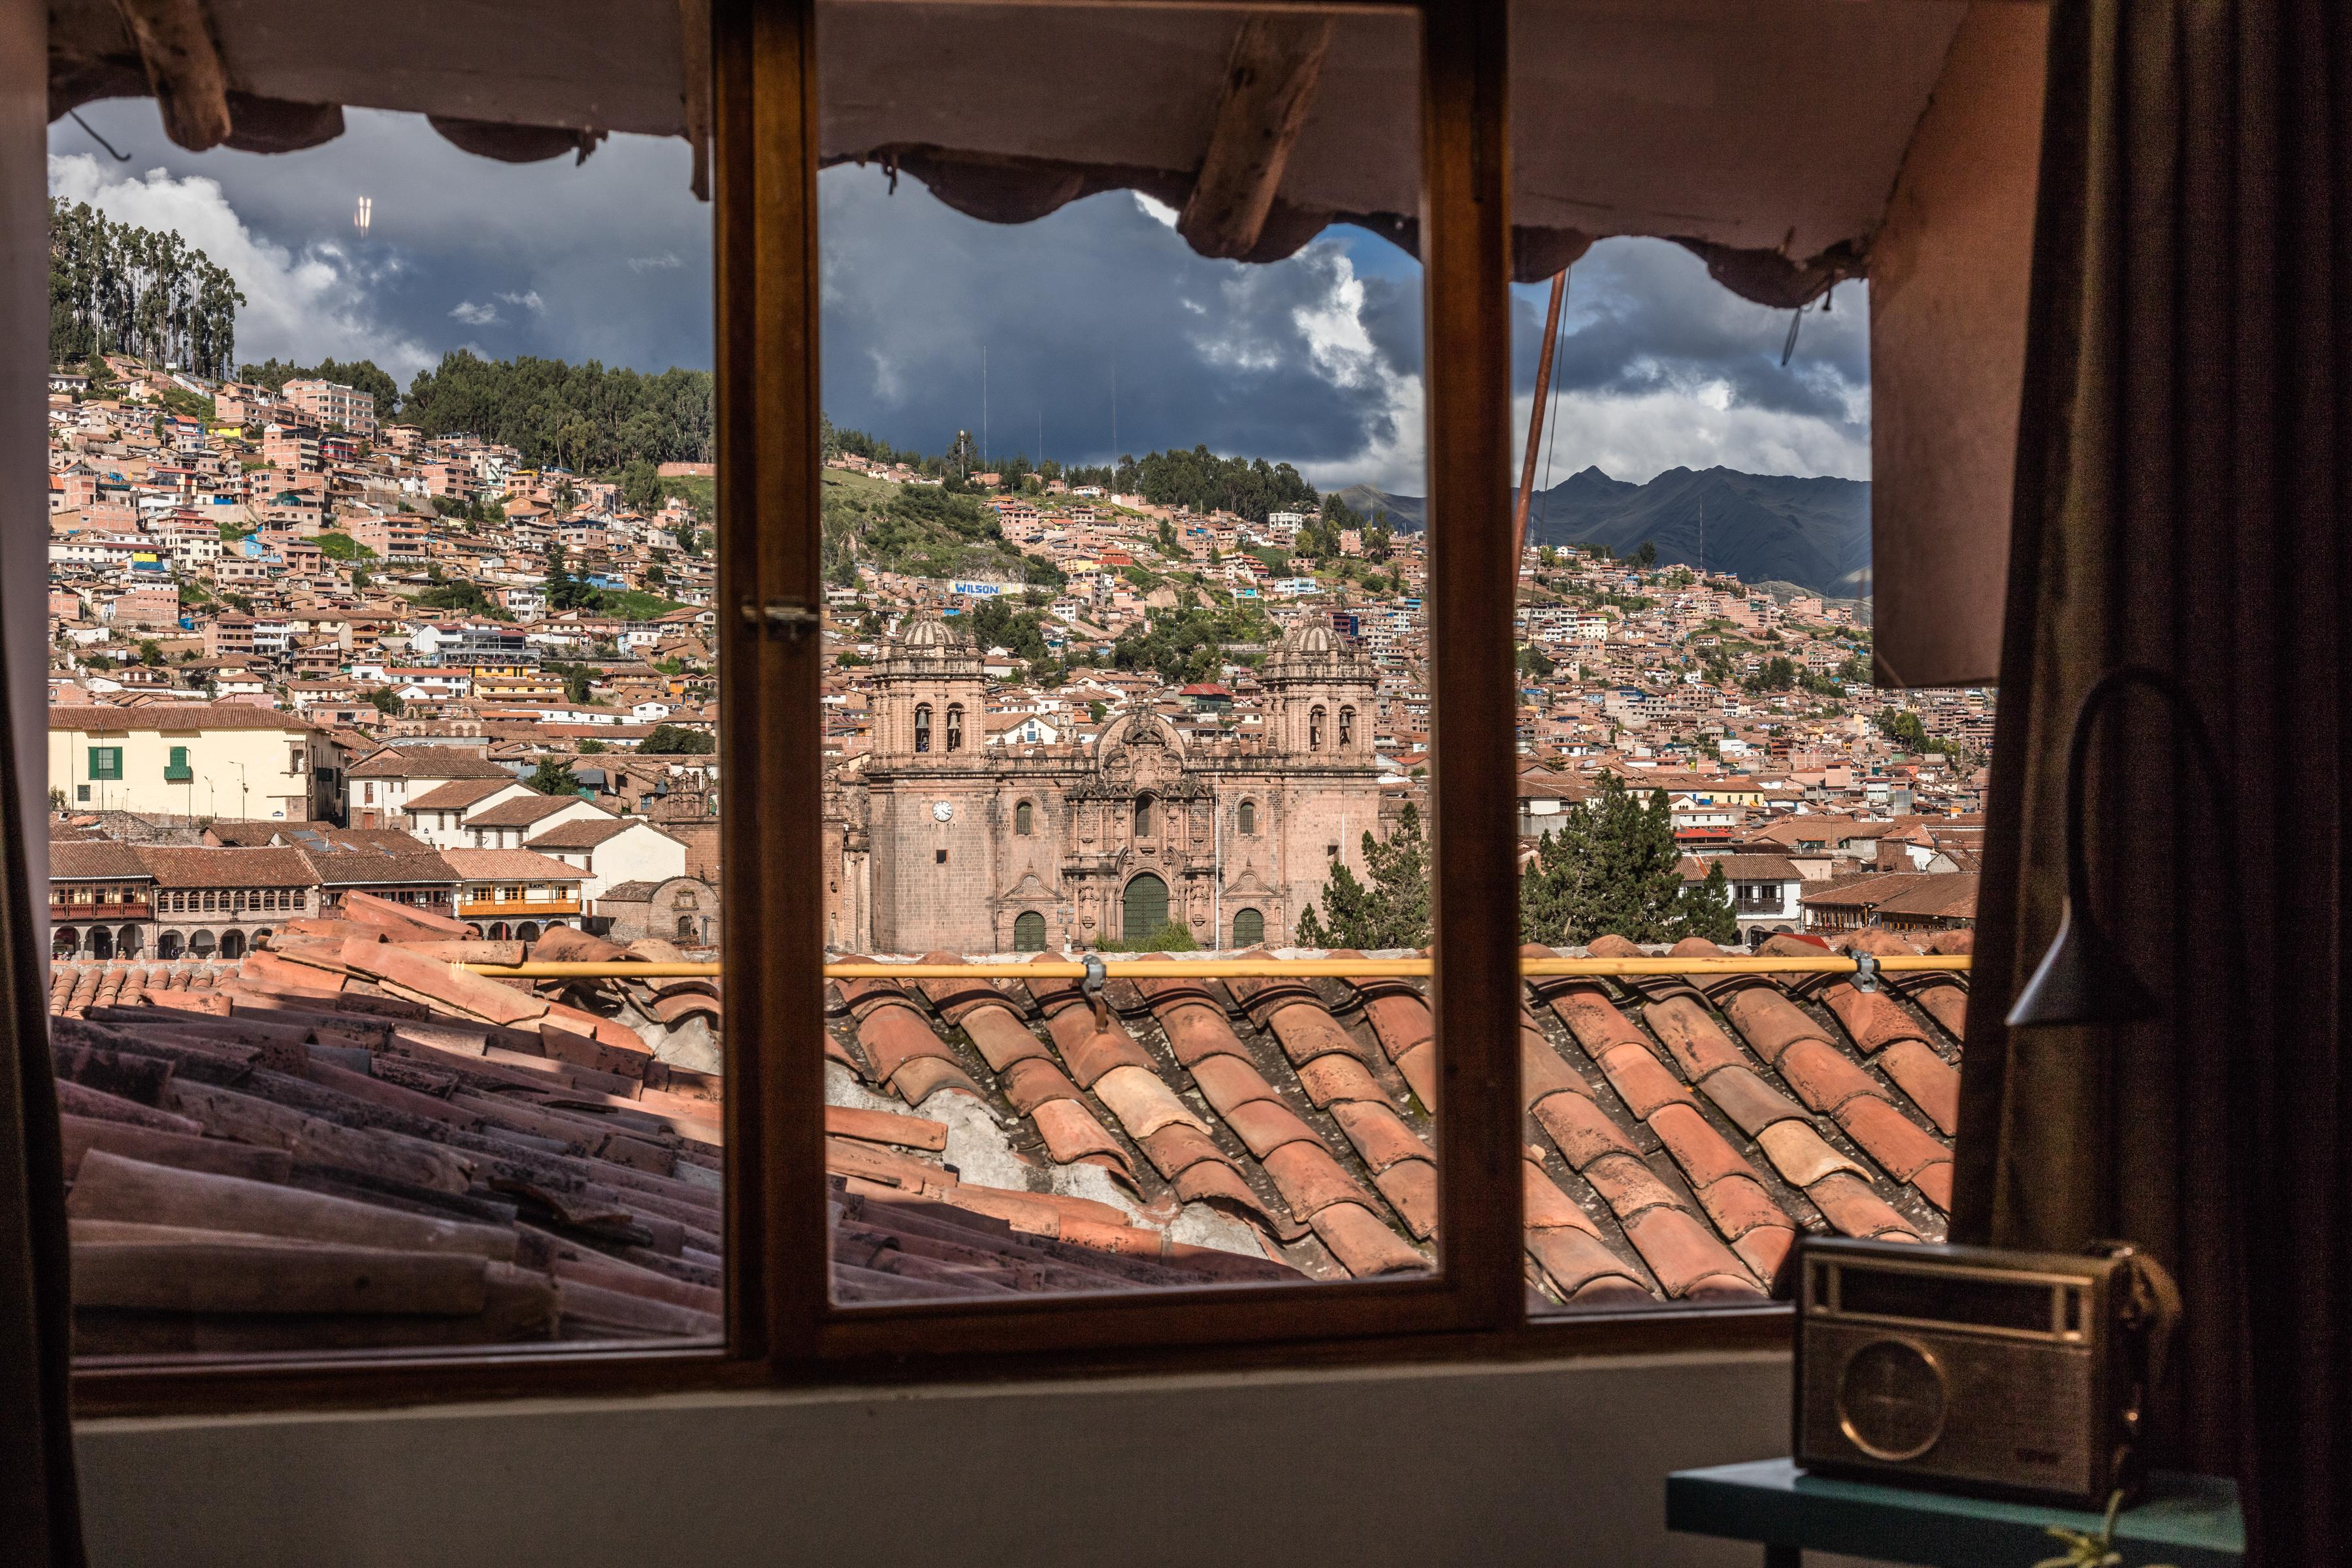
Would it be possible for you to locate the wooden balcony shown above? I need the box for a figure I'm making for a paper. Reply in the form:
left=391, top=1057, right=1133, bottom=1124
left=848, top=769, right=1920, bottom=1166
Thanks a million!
left=457, top=896, right=581, bottom=919
left=50, top=900, right=152, bottom=922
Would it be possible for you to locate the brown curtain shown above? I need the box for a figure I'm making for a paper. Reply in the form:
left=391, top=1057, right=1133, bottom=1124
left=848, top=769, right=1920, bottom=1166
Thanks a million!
left=0, top=602, right=80, bottom=1555
left=1955, top=1, right=2347, bottom=1563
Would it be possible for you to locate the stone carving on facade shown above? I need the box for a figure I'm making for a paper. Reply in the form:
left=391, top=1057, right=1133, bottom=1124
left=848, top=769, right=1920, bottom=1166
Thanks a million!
left=826, top=608, right=1388, bottom=955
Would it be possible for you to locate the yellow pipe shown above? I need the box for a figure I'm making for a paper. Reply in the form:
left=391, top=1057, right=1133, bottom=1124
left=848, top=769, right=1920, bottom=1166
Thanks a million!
left=463, top=955, right=1971, bottom=981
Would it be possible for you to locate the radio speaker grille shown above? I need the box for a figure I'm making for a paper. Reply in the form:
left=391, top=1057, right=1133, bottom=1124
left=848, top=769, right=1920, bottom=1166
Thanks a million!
left=1836, top=1338, right=1948, bottom=1461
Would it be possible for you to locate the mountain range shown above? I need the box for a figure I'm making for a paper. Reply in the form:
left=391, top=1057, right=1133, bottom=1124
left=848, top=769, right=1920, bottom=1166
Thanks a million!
left=1330, top=466, right=1871, bottom=599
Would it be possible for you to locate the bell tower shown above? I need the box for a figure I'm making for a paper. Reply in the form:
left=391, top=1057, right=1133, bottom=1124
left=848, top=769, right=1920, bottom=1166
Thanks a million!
left=872, top=607, right=985, bottom=760
left=1262, top=615, right=1377, bottom=760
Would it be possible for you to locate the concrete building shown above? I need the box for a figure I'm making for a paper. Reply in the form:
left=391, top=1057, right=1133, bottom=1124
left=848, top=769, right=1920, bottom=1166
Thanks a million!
left=48, top=704, right=340, bottom=821
left=282, top=378, right=378, bottom=436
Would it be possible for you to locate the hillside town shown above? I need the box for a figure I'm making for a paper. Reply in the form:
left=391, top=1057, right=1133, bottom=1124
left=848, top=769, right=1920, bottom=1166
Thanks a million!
left=44, top=354, right=1987, bottom=966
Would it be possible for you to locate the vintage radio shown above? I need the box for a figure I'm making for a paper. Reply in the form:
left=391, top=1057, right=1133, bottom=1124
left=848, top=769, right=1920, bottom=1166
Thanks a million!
left=1794, top=1237, right=2178, bottom=1508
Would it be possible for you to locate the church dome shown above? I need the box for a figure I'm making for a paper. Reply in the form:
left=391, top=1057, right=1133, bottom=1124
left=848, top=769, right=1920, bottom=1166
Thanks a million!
left=898, top=609, right=975, bottom=653
left=1279, top=619, right=1341, bottom=657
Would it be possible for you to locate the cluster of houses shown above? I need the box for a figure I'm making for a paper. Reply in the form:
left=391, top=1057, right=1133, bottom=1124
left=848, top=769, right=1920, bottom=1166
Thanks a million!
left=818, top=455, right=1986, bottom=945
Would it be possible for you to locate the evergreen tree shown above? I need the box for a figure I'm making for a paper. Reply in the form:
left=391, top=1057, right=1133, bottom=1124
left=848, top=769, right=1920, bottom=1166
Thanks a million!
left=48, top=199, right=244, bottom=377
left=1294, top=804, right=1430, bottom=949
left=1520, top=775, right=1722, bottom=945
left=544, top=544, right=595, bottom=612
left=526, top=759, right=579, bottom=796
left=1675, top=860, right=1740, bottom=945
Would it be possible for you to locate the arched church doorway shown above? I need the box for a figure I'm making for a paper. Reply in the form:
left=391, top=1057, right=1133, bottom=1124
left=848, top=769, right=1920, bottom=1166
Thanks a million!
left=1122, top=873, right=1169, bottom=943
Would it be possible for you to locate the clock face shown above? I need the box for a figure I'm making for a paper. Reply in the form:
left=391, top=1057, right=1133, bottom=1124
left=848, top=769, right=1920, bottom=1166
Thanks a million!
left=932, top=800, right=955, bottom=823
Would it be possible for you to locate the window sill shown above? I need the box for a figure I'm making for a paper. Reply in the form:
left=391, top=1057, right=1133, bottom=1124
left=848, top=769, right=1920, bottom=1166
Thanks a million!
left=69, top=1301, right=1789, bottom=1420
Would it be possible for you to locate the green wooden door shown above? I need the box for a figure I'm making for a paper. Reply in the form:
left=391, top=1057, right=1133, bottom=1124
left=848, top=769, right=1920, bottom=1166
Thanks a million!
left=1122, top=874, right=1169, bottom=943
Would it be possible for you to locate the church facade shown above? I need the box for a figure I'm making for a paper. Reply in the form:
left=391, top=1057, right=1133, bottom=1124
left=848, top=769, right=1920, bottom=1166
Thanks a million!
left=824, top=612, right=1388, bottom=955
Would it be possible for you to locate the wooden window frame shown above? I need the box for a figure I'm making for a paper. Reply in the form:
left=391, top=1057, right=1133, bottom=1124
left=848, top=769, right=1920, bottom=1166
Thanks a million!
left=69, top=0, right=1781, bottom=1422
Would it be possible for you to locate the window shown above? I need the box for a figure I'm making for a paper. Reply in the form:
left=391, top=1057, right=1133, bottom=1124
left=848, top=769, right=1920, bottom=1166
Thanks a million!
left=54, top=0, right=2004, bottom=1417
left=1013, top=910, right=1047, bottom=952
left=88, top=746, right=122, bottom=779
left=164, top=745, right=192, bottom=782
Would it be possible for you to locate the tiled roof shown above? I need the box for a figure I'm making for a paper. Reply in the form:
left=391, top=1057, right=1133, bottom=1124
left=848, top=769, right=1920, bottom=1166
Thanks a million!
left=1707, top=854, right=1805, bottom=881
left=49, top=841, right=150, bottom=879
left=344, top=747, right=512, bottom=781
left=44, top=907, right=1970, bottom=1350
left=402, top=778, right=518, bottom=811
left=135, top=846, right=316, bottom=888
left=466, top=795, right=600, bottom=828
left=819, top=929, right=1967, bottom=1301
left=49, top=703, right=318, bottom=732
left=439, top=847, right=584, bottom=881
left=529, top=818, right=655, bottom=851
left=299, top=849, right=460, bottom=887
left=1802, top=872, right=1980, bottom=919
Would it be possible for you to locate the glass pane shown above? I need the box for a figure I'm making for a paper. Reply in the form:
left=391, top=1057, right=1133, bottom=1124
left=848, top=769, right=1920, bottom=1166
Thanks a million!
left=1503, top=235, right=1974, bottom=1313
left=818, top=1, right=1437, bottom=1302
left=49, top=96, right=723, bottom=1355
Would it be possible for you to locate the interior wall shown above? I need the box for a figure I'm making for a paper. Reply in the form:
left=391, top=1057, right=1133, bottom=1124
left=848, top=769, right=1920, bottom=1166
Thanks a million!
left=76, top=1350, right=1903, bottom=1568
left=1867, top=0, right=2048, bottom=690
left=3, top=0, right=52, bottom=900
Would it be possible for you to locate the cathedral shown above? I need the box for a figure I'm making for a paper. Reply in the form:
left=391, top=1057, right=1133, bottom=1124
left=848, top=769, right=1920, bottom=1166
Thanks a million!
left=823, top=610, right=1390, bottom=955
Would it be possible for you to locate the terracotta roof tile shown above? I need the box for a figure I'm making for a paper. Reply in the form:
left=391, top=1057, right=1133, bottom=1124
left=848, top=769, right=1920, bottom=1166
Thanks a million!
left=50, top=894, right=1975, bottom=1328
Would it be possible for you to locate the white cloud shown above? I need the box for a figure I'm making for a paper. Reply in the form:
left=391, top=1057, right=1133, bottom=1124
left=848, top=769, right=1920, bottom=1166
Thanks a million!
left=47, top=153, right=434, bottom=380
left=1132, top=193, right=1179, bottom=228
left=497, top=289, right=545, bottom=313
left=449, top=300, right=500, bottom=326
left=626, top=252, right=684, bottom=272
left=1525, top=387, right=1871, bottom=484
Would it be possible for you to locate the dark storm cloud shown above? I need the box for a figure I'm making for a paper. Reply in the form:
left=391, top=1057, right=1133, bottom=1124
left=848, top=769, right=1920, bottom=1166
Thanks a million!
left=50, top=101, right=713, bottom=382
left=48, top=104, right=1867, bottom=485
left=1511, top=238, right=1869, bottom=436
left=816, top=171, right=1421, bottom=478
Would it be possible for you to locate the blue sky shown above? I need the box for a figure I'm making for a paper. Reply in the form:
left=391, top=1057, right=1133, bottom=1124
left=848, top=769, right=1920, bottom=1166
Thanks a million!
left=50, top=104, right=1869, bottom=492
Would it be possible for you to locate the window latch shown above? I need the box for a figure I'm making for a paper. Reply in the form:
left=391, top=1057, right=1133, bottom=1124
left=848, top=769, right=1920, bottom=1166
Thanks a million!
left=1851, top=951, right=1881, bottom=993
left=1082, top=951, right=1109, bottom=1029
left=738, top=596, right=821, bottom=642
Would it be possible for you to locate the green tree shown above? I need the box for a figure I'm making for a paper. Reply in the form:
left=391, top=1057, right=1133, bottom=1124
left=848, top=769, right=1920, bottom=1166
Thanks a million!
left=1631, top=540, right=1659, bottom=570
left=578, top=738, right=608, bottom=755
left=49, top=199, right=244, bottom=377
left=544, top=544, right=595, bottom=612
left=1294, top=803, right=1430, bottom=949
left=527, top=758, right=580, bottom=795
left=640, top=724, right=715, bottom=755
left=364, top=686, right=402, bottom=717
left=137, top=640, right=162, bottom=666
left=1675, top=860, right=1740, bottom=944
left=1520, top=776, right=1718, bottom=945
